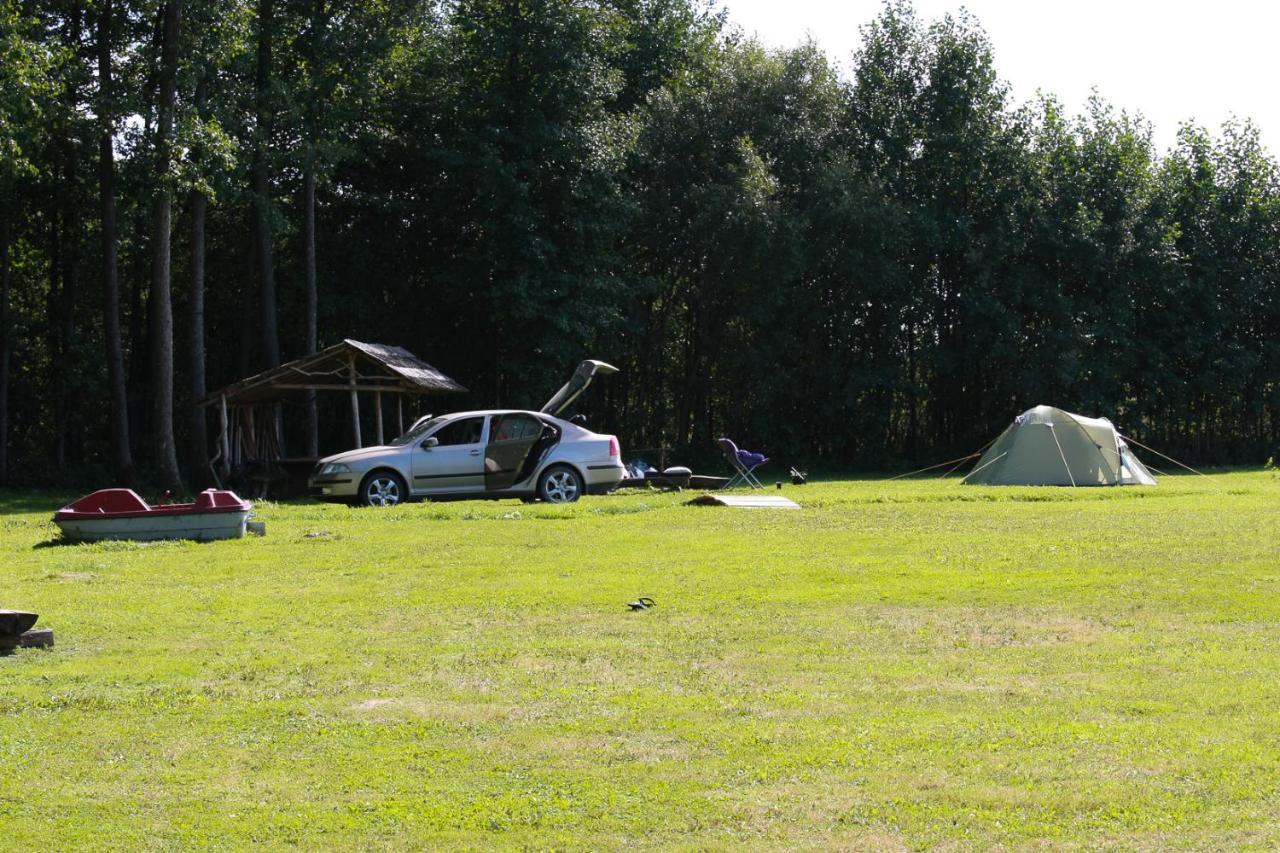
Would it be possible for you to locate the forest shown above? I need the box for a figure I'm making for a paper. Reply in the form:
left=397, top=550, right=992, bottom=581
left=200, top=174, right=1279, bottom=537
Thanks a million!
left=1, top=0, right=1277, bottom=491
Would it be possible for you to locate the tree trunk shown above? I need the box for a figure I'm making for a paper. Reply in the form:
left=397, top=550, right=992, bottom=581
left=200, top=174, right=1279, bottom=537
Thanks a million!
left=238, top=202, right=257, bottom=378
left=302, top=0, right=327, bottom=458
left=58, top=172, right=80, bottom=468
left=253, top=0, right=280, bottom=370
left=47, top=212, right=63, bottom=466
left=189, top=184, right=209, bottom=483
left=303, top=165, right=318, bottom=456
left=0, top=211, right=10, bottom=486
left=188, top=77, right=209, bottom=485
left=52, top=0, right=87, bottom=470
left=128, top=108, right=156, bottom=460
left=149, top=0, right=183, bottom=493
left=98, top=0, right=134, bottom=485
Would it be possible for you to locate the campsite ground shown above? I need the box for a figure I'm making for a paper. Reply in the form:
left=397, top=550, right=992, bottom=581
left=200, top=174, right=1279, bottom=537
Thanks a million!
left=2, top=471, right=1279, bottom=849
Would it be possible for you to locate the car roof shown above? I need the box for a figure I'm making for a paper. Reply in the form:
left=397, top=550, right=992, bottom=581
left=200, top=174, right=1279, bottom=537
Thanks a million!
left=436, top=409, right=544, bottom=419
left=430, top=409, right=596, bottom=438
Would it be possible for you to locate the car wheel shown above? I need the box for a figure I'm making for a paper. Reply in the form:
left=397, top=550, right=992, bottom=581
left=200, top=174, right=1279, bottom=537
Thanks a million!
left=359, top=471, right=407, bottom=507
left=538, top=465, right=583, bottom=504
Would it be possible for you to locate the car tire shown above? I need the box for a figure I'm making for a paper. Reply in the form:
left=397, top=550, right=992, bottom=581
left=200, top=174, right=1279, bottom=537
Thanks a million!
left=358, top=470, right=407, bottom=507
left=537, top=465, right=583, bottom=504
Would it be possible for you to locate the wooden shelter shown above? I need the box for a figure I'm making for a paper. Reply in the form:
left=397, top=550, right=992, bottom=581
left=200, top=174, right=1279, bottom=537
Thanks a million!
left=201, top=339, right=466, bottom=479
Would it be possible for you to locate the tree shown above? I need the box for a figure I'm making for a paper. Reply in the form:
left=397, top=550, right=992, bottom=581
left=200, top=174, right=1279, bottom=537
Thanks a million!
left=179, top=0, right=246, bottom=483
left=0, top=0, right=1276, bottom=482
left=0, top=0, right=47, bottom=484
left=291, top=0, right=403, bottom=454
left=148, top=0, right=184, bottom=492
left=187, top=74, right=209, bottom=481
left=252, top=0, right=280, bottom=370
left=97, top=0, right=135, bottom=485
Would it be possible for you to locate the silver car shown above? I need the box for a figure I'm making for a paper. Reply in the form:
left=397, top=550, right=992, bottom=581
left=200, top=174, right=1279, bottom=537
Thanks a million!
left=308, top=361, right=624, bottom=506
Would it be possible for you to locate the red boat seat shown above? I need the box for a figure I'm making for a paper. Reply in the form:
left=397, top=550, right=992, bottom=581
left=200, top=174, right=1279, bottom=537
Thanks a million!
left=64, top=488, right=150, bottom=514
left=195, top=489, right=246, bottom=510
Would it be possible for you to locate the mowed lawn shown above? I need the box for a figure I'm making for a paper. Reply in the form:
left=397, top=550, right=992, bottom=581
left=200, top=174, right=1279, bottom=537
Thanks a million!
left=2, top=472, right=1279, bottom=849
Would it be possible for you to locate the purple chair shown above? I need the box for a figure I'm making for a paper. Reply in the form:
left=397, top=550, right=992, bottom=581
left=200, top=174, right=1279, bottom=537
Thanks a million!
left=717, top=438, right=769, bottom=489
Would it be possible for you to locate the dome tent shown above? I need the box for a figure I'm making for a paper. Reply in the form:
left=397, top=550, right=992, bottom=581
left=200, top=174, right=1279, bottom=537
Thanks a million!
left=964, top=405, right=1156, bottom=486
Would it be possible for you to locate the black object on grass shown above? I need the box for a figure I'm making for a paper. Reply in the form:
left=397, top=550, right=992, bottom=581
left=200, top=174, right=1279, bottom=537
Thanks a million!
left=19, top=628, right=53, bottom=648
left=0, top=610, right=39, bottom=652
left=627, top=597, right=655, bottom=611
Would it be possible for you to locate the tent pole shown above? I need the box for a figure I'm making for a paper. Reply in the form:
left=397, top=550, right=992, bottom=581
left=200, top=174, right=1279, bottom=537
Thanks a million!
left=1048, top=425, right=1077, bottom=487
left=1061, top=411, right=1119, bottom=484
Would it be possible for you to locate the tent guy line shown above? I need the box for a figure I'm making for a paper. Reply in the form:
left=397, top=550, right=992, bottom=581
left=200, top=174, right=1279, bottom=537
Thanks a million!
left=887, top=451, right=983, bottom=481
left=888, top=435, right=1001, bottom=481
left=1119, top=435, right=1211, bottom=479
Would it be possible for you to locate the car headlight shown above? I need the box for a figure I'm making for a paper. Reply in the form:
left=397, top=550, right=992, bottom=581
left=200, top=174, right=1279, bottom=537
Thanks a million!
left=320, top=462, right=352, bottom=476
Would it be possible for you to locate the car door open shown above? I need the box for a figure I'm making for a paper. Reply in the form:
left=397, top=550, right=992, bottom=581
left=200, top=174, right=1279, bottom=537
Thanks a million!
left=484, top=413, right=546, bottom=491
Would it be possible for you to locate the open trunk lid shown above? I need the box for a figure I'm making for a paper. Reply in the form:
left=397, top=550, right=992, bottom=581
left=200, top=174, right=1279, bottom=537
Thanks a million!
left=540, top=359, right=618, bottom=417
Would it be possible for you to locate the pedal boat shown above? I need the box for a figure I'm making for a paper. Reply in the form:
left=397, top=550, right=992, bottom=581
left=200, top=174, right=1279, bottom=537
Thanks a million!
left=53, top=489, right=252, bottom=542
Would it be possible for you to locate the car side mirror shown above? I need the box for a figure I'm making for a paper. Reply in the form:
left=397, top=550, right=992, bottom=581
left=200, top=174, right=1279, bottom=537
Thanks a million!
left=421, top=437, right=439, bottom=449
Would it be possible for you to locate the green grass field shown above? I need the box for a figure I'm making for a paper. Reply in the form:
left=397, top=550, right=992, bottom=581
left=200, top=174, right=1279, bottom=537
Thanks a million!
left=3, top=472, right=1279, bottom=849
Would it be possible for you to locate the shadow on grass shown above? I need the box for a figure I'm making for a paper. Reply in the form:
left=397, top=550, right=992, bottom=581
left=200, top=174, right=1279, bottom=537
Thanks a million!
left=32, top=537, right=77, bottom=550
left=32, top=534, right=251, bottom=549
left=0, top=491, right=69, bottom=515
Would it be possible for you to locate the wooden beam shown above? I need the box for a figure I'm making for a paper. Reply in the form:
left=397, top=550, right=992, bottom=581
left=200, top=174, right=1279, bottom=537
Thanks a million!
left=197, top=383, right=454, bottom=405
left=349, top=355, right=362, bottom=448
left=397, top=396, right=404, bottom=435
left=265, top=383, right=416, bottom=393
left=375, top=390, right=384, bottom=445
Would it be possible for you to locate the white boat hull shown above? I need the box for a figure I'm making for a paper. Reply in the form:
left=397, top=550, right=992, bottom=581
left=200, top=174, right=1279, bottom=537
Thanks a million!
left=56, top=510, right=250, bottom=542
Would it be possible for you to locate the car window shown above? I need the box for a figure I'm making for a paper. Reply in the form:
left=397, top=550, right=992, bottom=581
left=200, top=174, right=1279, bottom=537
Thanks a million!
left=431, top=416, right=484, bottom=446
left=490, top=414, right=543, bottom=443
left=388, top=416, right=442, bottom=446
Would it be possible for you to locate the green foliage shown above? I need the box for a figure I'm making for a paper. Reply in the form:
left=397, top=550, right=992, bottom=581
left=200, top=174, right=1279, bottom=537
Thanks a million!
left=1, top=0, right=1278, bottom=486
left=0, top=0, right=54, bottom=181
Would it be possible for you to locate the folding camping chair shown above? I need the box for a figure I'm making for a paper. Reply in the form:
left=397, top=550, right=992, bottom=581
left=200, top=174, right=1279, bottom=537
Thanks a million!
left=717, top=438, right=769, bottom=489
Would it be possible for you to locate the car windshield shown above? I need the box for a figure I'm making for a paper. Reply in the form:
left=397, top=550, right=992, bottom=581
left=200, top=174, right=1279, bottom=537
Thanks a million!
left=387, top=416, right=445, bottom=447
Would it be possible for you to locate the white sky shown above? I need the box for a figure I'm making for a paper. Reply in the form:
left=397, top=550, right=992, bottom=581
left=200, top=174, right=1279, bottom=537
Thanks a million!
left=717, top=0, right=1280, bottom=154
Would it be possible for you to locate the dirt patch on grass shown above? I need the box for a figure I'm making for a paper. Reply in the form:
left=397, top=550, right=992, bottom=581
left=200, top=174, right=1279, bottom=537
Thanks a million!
left=872, top=607, right=1109, bottom=649
left=347, top=696, right=540, bottom=723
left=50, top=571, right=96, bottom=582
left=719, top=780, right=909, bottom=849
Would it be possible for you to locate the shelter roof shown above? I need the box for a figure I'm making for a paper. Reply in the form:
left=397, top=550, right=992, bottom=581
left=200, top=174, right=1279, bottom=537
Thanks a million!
left=202, top=339, right=467, bottom=406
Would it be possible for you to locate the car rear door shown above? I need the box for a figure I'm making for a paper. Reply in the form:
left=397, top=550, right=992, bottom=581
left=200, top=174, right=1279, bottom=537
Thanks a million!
left=411, top=416, right=487, bottom=494
left=484, top=413, right=545, bottom=491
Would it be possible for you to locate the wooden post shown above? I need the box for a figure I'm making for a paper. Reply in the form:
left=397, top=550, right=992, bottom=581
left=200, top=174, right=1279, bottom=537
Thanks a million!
left=274, top=402, right=285, bottom=459
left=348, top=354, right=362, bottom=448
left=397, top=395, right=404, bottom=435
left=219, top=395, right=230, bottom=478
left=245, top=406, right=256, bottom=458
left=375, top=390, right=384, bottom=445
